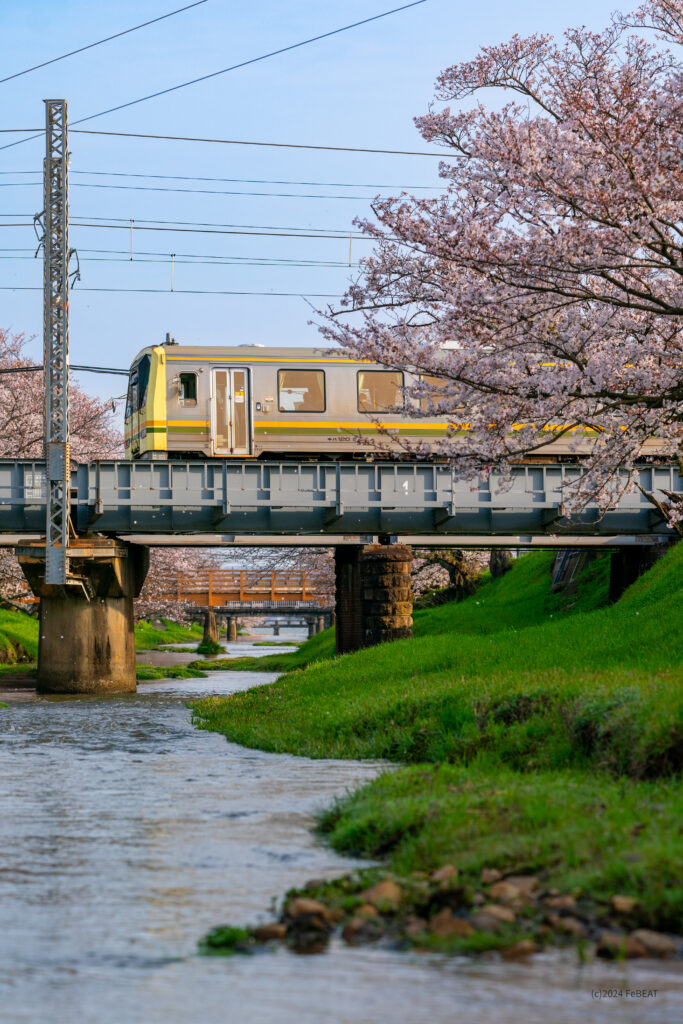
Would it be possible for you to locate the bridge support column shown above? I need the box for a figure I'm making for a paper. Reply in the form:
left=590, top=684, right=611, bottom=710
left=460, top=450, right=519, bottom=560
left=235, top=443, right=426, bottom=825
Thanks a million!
left=306, top=616, right=316, bottom=638
left=335, top=544, right=413, bottom=653
left=335, top=546, right=363, bottom=653
left=317, top=615, right=326, bottom=633
left=203, top=609, right=220, bottom=645
left=361, top=544, right=413, bottom=647
left=226, top=615, right=238, bottom=642
left=17, top=539, right=149, bottom=694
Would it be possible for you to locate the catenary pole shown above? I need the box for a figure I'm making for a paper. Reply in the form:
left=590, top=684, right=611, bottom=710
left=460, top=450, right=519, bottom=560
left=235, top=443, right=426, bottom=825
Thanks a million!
left=42, top=99, right=70, bottom=585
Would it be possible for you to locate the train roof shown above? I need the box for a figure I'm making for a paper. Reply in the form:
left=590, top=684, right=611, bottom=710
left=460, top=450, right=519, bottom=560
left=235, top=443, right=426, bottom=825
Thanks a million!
left=129, top=344, right=354, bottom=367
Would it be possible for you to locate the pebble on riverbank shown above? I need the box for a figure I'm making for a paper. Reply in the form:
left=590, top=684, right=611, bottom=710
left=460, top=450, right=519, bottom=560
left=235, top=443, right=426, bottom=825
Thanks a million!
left=199, top=867, right=682, bottom=960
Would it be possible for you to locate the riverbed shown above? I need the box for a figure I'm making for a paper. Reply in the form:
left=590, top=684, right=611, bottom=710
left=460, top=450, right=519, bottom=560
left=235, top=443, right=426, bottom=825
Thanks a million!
left=0, top=647, right=680, bottom=1023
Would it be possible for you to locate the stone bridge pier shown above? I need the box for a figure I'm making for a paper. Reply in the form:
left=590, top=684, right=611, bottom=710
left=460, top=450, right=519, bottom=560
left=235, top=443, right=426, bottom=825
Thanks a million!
left=17, top=538, right=149, bottom=694
left=335, top=543, right=413, bottom=654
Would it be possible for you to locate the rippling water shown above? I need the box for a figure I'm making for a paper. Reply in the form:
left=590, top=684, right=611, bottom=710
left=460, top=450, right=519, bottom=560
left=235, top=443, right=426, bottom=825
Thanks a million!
left=0, top=664, right=680, bottom=1024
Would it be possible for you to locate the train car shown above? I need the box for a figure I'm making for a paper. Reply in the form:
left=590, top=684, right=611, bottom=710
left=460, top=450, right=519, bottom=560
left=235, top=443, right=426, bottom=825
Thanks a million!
left=124, top=341, right=458, bottom=460
left=124, top=340, right=660, bottom=461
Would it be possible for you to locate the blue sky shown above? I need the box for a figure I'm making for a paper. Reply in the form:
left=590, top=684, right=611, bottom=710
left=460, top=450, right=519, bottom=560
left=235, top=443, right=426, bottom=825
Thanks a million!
left=1, top=0, right=620, bottom=400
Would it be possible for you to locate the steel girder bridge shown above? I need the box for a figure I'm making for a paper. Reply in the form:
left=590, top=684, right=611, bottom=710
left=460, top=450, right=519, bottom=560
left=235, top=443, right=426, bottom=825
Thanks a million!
left=0, top=457, right=680, bottom=550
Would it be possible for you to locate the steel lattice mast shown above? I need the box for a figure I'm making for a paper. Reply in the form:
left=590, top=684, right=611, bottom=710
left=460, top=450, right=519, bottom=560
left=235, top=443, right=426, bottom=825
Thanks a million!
left=43, top=99, right=70, bottom=585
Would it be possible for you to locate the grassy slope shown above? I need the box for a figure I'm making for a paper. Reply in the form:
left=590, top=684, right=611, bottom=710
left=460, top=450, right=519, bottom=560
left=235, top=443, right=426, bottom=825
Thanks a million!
left=192, top=546, right=682, bottom=935
left=134, top=619, right=203, bottom=650
left=191, top=547, right=682, bottom=773
left=0, top=608, right=38, bottom=664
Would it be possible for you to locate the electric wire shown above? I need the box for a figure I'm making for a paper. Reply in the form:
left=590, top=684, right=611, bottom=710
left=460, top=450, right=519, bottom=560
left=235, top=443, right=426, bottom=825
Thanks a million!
left=0, top=2, right=429, bottom=152
left=0, top=248, right=359, bottom=267
left=0, top=286, right=342, bottom=297
left=0, top=364, right=129, bottom=375
left=0, top=1, right=209, bottom=85
left=0, top=180, right=408, bottom=200
left=70, top=127, right=445, bottom=157
left=0, top=168, right=443, bottom=190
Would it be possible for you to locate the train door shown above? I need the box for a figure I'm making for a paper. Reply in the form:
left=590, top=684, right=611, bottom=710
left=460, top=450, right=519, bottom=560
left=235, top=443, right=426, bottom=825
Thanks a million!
left=211, top=367, right=252, bottom=455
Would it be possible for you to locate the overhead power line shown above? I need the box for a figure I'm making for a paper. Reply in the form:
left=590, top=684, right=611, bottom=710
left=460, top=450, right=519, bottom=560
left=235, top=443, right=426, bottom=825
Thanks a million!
left=0, top=2, right=429, bottom=152
left=70, top=127, right=445, bottom=157
left=0, top=246, right=359, bottom=268
left=0, top=180, right=402, bottom=200
left=0, top=168, right=444, bottom=190
left=0, top=1, right=209, bottom=85
left=0, top=286, right=342, bottom=297
left=70, top=214, right=372, bottom=234
left=75, top=2, right=428, bottom=124
left=0, top=363, right=129, bottom=375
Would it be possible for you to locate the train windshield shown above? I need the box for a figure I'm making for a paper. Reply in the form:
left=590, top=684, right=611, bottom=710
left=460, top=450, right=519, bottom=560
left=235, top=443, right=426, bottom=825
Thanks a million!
left=125, top=355, right=151, bottom=416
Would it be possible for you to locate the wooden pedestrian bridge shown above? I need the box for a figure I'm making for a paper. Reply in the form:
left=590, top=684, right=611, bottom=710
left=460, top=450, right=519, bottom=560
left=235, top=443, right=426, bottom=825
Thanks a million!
left=161, top=569, right=333, bottom=609
left=162, top=569, right=334, bottom=637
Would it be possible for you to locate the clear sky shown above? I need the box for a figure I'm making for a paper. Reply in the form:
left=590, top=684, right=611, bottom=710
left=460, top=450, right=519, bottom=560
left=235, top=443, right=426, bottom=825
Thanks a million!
left=1, top=0, right=620, bottom=401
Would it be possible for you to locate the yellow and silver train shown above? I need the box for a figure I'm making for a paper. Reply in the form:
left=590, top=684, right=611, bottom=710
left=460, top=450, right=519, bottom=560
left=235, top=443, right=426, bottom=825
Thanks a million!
left=123, top=341, right=634, bottom=461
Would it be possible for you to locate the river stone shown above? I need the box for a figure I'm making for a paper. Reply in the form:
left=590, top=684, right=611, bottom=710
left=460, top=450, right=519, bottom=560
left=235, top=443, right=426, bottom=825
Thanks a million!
left=361, top=879, right=402, bottom=910
left=502, top=875, right=539, bottom=896
left=487, top=881, right=528, bottom=908
left=482, top=903, right=516, bottom=924
left=543, top=894, right=577, bottom=911
left=480, top=868, right=502, bottom=885
left=429, top=908, right=474, bottom=938
left=611, top=895, right=638, bottom=914
left=284, top=897, right=334, bottom=941
left=597, top=931, right=649, bottom=959
left=470, top=911, right=503, bottom=934
left=502, top=940, right=537, bottom=960
left=547, top=914, right=586, bottom=938
left=253, top=922, right=287, bottom=942
left=630, top=929, right=677, bottom=957
left=342, top=915, right=384, bottom=945
left=431, top=864, right=458, bottom=887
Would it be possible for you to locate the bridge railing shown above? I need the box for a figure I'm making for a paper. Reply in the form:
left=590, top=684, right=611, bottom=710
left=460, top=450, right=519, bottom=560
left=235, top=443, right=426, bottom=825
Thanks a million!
left=158, top=569, right=333, bottom=606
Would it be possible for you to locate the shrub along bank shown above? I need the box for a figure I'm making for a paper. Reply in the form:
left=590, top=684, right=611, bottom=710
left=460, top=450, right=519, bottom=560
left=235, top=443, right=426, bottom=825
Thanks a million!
left=193, top=545, right=683, bottom=959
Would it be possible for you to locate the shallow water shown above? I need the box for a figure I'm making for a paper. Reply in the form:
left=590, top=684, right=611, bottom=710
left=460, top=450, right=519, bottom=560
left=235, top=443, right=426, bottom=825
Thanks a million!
left=0, top=668, right=680, bottom=1024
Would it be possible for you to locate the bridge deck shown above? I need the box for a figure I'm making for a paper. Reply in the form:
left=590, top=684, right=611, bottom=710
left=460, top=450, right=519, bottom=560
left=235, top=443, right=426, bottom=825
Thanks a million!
left=0, top=459, right=679, bottom=542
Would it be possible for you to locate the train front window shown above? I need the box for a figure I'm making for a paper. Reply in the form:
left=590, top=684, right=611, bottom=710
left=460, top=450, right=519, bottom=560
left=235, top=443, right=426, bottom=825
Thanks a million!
left=179, top=372, right=197, bottom=406
left=278, top=369, right=325, bottom=412
left=137, top=354, right=151, bottom=408
left=125, top=370, right=139, bottom=417
left=357, top=370, right=403, bottom=413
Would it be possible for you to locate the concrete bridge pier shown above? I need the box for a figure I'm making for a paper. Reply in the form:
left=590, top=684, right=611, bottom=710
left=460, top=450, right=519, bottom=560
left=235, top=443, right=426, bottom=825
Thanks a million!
left=225, top=615, right=238, bottom=642
left=317, top=615, right=326, bottom=633
left=334, top=544, right=413, bottom=654
left=202, top=609, right=220, bottom=645
left=17, top=539, right=149, bottom=694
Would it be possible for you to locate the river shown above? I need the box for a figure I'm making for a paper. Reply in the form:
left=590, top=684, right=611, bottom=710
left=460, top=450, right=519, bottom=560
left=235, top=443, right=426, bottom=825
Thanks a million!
left=0, top=641, right=680, bottom=1023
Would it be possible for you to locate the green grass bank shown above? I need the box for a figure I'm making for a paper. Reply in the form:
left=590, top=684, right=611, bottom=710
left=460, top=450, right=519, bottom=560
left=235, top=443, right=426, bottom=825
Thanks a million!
left=193, top=545, right=683, bottom=955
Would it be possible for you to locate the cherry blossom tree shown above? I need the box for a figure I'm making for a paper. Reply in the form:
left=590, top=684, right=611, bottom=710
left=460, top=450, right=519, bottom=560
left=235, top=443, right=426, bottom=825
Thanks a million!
left=321, top=0, right=683, bottom=518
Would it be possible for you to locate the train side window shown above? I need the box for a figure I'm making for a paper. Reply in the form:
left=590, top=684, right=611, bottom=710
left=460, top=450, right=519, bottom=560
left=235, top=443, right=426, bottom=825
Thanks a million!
left=277, top=369, right=325, bottom=412
left=179, top=372, right=197, bottom=407
left=357, top=370, right=403, bottom=413
left=419, top=373, right=448, bottom=411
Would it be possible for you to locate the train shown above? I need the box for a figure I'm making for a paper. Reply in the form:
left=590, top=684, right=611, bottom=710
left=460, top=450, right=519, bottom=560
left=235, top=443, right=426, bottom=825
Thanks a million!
left=123, top=340, right=652, bottom=461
